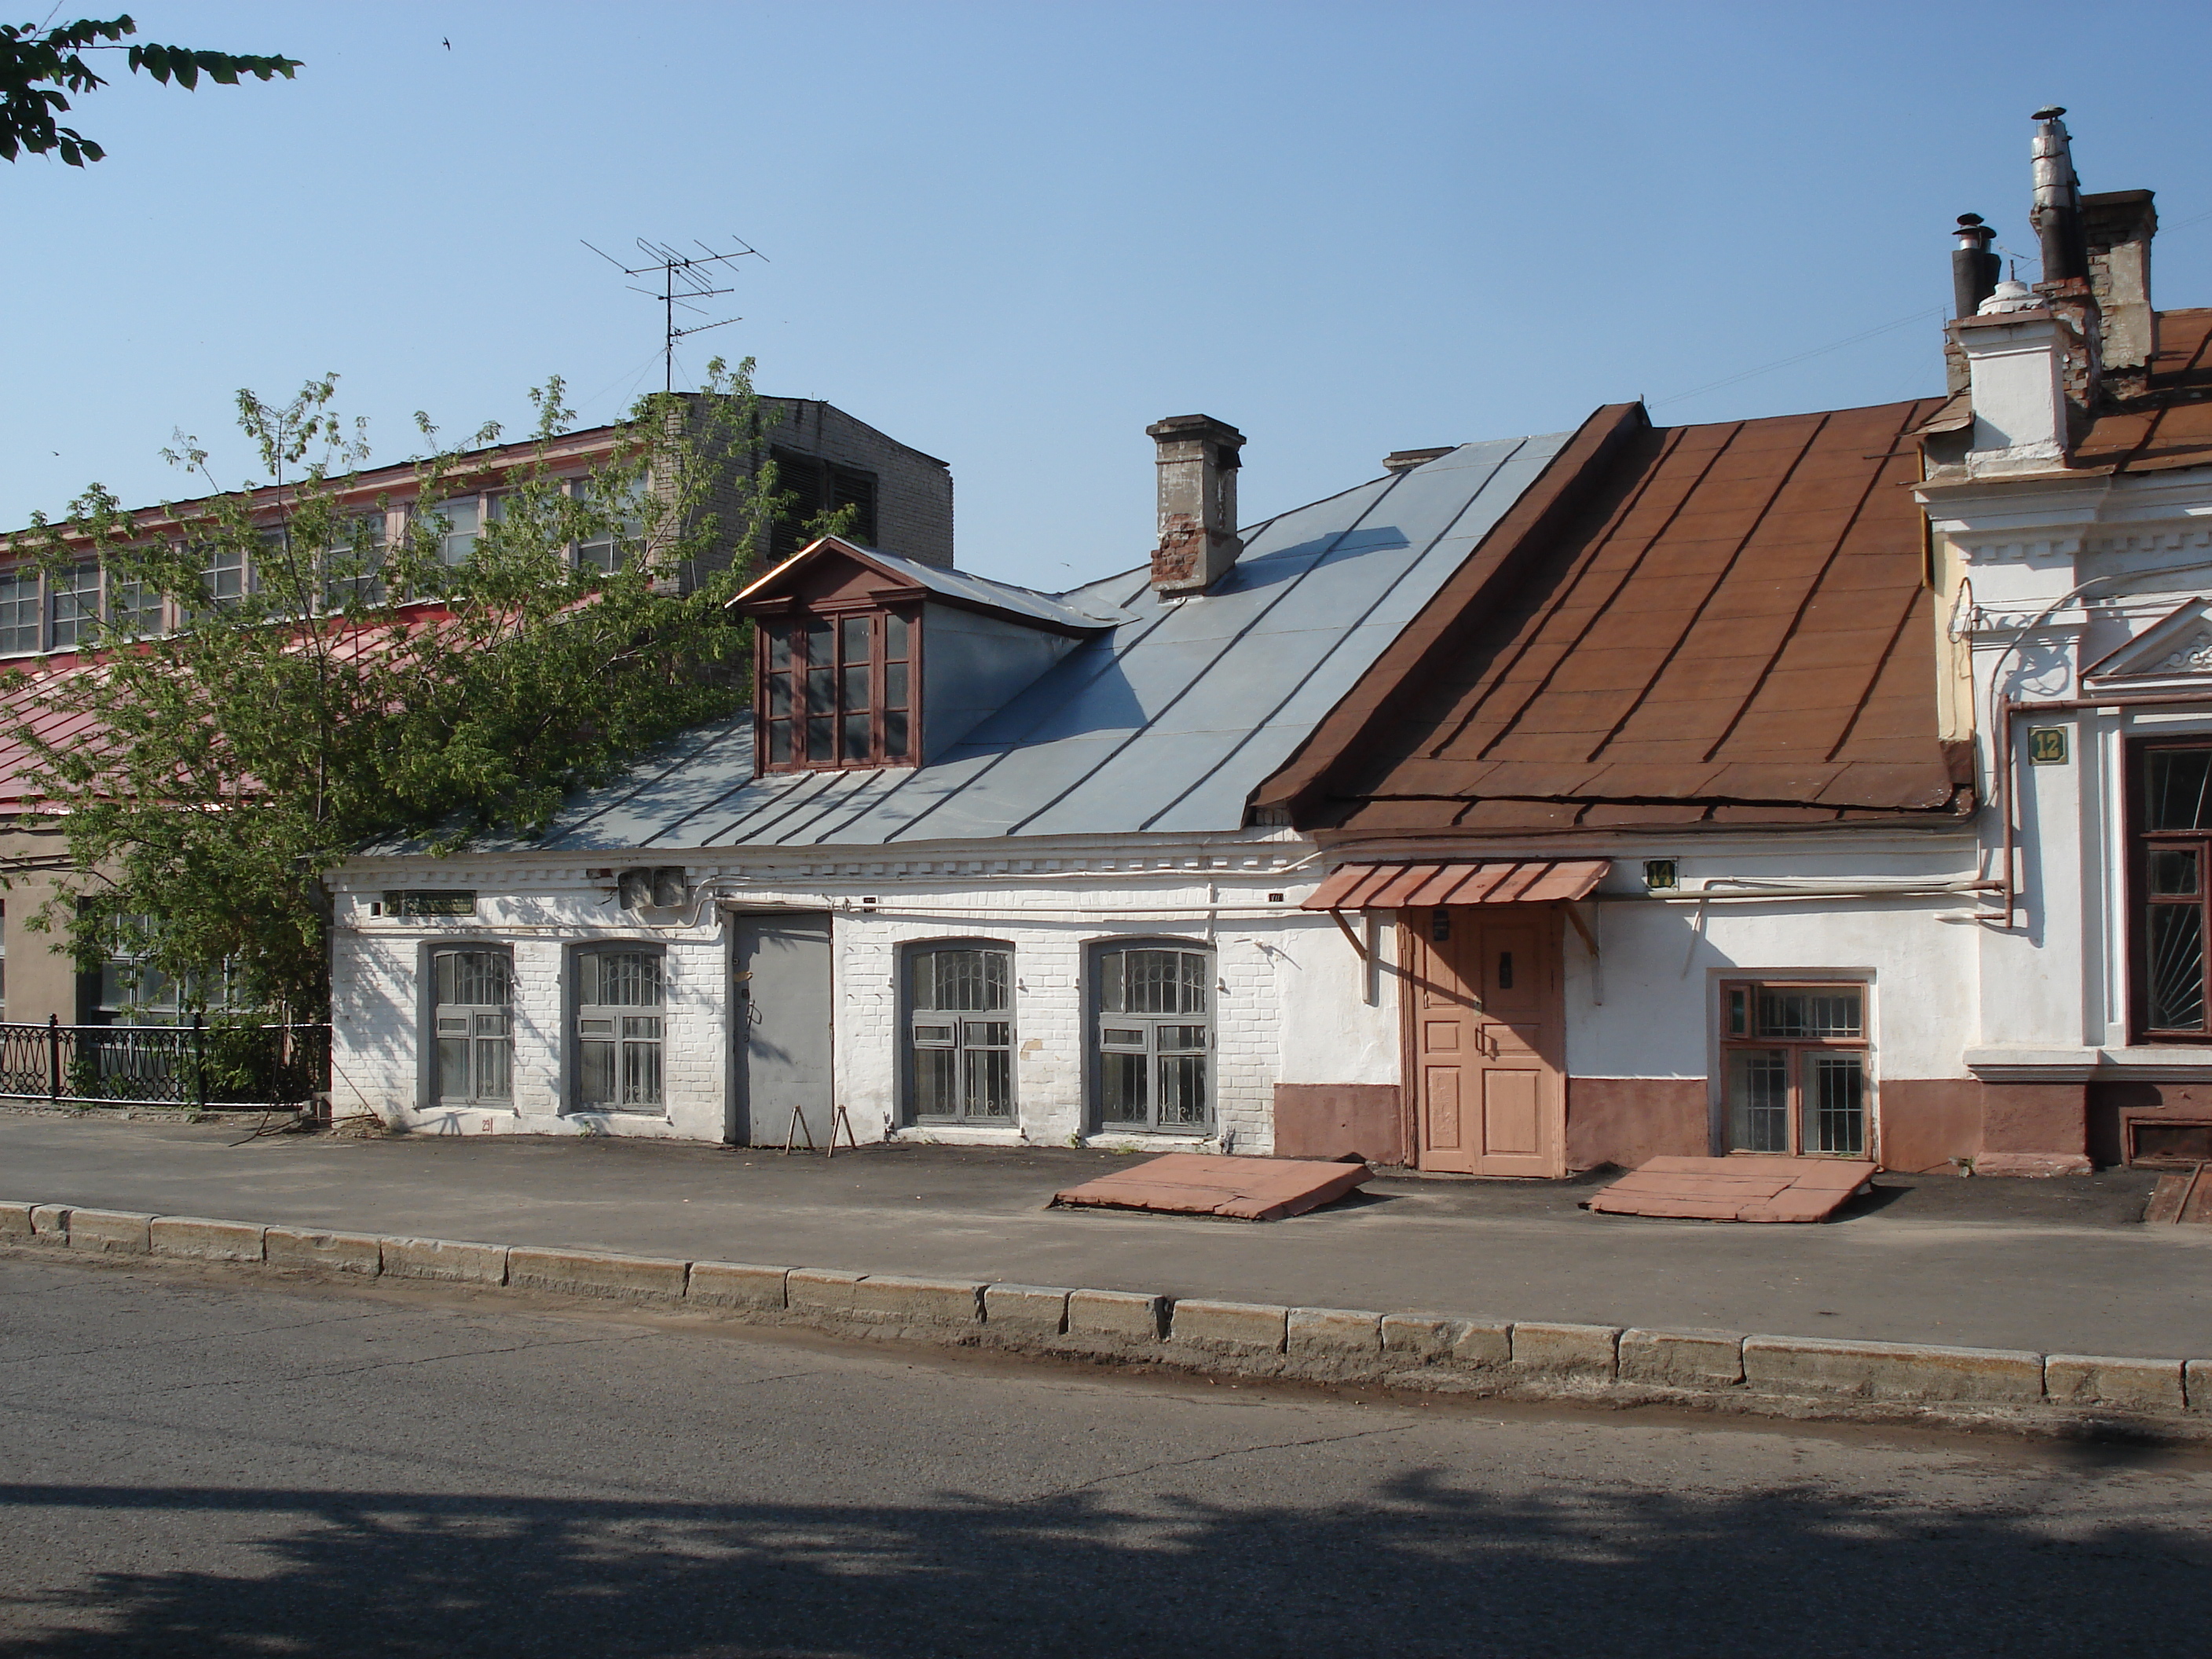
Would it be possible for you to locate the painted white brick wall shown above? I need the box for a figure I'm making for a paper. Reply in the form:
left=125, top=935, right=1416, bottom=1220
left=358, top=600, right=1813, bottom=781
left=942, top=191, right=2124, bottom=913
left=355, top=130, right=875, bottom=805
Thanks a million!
left=326, top=848, right=1382, bottom=1152
left=329, top=893, right=731, bottom=1142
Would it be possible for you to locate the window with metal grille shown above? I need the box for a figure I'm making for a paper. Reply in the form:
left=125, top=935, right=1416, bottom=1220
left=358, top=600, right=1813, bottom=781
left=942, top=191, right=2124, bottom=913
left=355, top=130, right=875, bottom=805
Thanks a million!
left=574, top=948, right=665, bottom=1112
left=906, top=943, right=1013, bottom=1122
left=769, top=449, right=877, bottom=563
left=758, top=609, right=915, bottom=771
left=2133, top=741, right=2212, bottom=1042
left=1093, top=943, right=1214, bottom=1133
left=1720, top=980, right=1869, bottom=1156
left=0, top=566, right=40, bottom=654
left=431, top=947, right=512, bottom=1106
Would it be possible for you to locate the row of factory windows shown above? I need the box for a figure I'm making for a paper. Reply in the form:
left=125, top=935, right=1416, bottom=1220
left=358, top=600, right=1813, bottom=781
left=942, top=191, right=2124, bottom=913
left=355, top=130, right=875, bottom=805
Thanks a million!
left=427, top=937, right=1218, bottom=1131
left=0, top=482, right=648, bottom=656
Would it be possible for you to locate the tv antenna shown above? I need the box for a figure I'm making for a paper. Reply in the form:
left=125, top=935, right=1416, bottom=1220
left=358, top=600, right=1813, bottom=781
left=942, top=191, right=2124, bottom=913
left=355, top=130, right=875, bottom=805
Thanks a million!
left=581, top=235, right=767, bottom=393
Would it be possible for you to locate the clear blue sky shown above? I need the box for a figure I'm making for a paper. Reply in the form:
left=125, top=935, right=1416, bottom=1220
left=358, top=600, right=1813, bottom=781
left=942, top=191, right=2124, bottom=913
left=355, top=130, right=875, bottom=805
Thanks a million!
left=6, top=2, right=2210, bottom=588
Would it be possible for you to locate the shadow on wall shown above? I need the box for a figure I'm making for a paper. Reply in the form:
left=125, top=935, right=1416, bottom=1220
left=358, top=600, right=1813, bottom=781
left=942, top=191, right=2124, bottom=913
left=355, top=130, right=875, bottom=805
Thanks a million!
left=0, top=1468, right=2201, bottom=1657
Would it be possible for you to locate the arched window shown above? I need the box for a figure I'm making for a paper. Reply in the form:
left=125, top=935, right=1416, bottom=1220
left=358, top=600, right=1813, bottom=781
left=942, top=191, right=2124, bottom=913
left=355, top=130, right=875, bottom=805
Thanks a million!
left=1093, top=942, right=1213, bottom=1132
left=905, top=942, right=1013, bottom=1122
left=576, top=947, right=666, bottom=1111
left=431, top=947, right=511, bottom=1106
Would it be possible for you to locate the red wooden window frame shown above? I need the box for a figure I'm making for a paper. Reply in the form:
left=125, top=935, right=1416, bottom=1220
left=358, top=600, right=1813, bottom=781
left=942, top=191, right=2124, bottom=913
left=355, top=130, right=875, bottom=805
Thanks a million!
left=1718, top=980, right=1871, bottom=1158
left=756, top=606, right=917, bottom=771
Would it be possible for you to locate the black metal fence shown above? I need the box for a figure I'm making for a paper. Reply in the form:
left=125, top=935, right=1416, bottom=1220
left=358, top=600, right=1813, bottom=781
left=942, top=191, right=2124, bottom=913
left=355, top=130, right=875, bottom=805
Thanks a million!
left=0, top=1018, right=330, bottom=1110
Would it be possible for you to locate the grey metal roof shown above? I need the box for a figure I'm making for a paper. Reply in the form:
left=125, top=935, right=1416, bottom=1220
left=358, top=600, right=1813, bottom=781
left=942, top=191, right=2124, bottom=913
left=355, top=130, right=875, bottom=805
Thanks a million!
left=490, top=434, right=1573, bottom=854
left=735, top=543, right=1122, bottom=632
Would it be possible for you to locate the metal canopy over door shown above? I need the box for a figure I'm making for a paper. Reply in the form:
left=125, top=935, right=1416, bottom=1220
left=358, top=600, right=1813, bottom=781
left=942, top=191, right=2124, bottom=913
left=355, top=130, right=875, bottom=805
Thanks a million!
left=731, top=912, right=833, bottom=1148
left=1404, top=905, right=1566, bottom=1177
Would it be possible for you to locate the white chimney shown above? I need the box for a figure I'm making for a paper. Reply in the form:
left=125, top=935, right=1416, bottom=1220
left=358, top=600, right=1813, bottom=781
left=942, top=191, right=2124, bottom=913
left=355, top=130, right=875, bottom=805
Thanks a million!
left=1954, top=287, right=2076, bottom=474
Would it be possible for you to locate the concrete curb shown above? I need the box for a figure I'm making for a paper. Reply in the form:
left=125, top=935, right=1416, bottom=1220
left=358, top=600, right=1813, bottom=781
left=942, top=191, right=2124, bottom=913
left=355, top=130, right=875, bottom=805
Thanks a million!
left=5, top=1196, right=2208, bottom=1434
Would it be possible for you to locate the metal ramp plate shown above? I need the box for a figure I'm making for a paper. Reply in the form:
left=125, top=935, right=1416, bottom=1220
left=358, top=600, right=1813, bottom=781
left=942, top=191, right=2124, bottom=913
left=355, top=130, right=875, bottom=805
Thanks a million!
left=1585, top=1155, right=1876, bottom=1222
left=1052, top=1153, right=1371, bottom=1221
left=2145, top=1163, right=2212, bottom=1225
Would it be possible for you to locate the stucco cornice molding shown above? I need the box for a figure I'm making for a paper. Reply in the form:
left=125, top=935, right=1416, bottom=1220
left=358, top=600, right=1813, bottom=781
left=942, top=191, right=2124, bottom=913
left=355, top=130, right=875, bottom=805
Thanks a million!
left=1963, top=1045, right=2212, bottom=1082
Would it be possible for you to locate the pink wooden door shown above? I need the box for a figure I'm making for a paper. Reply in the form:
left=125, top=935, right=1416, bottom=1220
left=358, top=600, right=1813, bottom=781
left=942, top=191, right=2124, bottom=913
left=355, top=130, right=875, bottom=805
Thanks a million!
left=1410, top=907, right=1565, bottom=1177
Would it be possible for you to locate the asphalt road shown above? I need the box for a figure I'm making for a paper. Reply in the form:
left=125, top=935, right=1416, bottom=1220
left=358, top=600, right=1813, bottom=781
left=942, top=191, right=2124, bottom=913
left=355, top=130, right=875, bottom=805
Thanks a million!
left=4, top=1114, right=2204, bottom=1357
left=2, top=1253, right=2209, bottom=1657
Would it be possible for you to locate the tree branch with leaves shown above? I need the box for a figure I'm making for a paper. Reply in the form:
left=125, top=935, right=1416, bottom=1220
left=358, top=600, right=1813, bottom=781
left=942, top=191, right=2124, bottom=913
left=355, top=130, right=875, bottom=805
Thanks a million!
left=4, top=358, right=837, bottom=1019
left=2, top=13, right=298, bottom=166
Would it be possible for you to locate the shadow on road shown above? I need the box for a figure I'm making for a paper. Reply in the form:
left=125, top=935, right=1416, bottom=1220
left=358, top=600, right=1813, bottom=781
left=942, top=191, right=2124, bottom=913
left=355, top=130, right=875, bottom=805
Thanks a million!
left=1, top=1469, right=2200, bottom=1657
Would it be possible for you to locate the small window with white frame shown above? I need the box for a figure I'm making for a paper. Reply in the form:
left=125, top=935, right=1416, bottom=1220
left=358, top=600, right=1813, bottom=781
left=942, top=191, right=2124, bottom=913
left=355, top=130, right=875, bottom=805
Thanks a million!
left=1720, top=980, right=1870, bottom=1157
left=0, top=566, right=40, bottom=654
left=107, top=560, right=164, bottom=638
left=573, top=478, right=647, bottom=574
left=48, top=561, right=100, bottom=650
left=428, top=496, right=481, bottom=567
left=574, top=947, right=665, bottom=1112
left=199, top=540, right=246, bottom=610
left=321, top=512, right=390, bottom=610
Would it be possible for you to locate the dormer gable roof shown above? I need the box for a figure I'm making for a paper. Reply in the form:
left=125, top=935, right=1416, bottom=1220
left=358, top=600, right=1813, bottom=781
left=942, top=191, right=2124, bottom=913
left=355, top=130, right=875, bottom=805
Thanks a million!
left=731, top=536, right=1117, bottom=636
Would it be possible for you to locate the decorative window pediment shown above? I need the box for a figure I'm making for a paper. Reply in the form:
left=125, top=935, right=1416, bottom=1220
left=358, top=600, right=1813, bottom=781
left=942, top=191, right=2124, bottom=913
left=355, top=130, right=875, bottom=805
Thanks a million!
left=2084, top=599, right=2212, bottom=688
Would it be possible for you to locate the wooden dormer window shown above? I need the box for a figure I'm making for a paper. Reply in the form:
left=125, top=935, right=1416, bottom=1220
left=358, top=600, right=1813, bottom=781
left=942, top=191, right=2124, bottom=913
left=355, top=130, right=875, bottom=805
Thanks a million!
left=758, top=606, right=915, bottom=770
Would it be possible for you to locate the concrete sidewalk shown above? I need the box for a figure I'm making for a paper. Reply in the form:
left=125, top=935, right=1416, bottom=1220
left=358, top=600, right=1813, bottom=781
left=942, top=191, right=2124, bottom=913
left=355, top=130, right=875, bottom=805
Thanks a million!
left=2, top=1111, right=2206, bottom=1361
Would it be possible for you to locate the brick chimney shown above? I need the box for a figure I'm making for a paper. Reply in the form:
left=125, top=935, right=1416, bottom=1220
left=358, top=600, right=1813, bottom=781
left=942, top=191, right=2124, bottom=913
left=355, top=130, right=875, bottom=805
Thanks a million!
left=1147, top=415, right=1244, bottom=596
left=2084, top=188, right=2158, bottom=388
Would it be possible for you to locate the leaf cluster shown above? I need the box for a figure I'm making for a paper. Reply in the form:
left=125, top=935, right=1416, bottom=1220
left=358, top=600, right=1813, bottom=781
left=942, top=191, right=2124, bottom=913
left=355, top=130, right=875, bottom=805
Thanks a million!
left=1, top=14, right=298, bottom=166
left=5, top=359, right=815, bottom=1017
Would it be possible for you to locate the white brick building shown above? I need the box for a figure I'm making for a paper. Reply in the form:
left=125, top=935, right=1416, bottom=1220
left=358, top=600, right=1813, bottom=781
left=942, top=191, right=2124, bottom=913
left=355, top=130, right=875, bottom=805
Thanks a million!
left=328, top=837, right=1368, bottom=1154
left=328, top=416, right=1562, bottom=1155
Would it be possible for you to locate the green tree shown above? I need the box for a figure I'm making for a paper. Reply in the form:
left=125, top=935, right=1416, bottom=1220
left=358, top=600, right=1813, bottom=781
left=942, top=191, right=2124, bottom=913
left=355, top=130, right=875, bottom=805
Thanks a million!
left=2, top=14, right=297, bottom=166
left=5, top=360, right=819, bottom=1018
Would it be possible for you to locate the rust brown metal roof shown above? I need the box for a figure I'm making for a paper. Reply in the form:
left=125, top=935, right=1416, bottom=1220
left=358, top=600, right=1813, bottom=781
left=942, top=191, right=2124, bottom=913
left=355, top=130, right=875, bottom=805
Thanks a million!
left=1255, top=398, right=1969, bottom=839
left=1302, top=858, right=1609, bottom=910
left=2072, top=308, right=2212, bottom=474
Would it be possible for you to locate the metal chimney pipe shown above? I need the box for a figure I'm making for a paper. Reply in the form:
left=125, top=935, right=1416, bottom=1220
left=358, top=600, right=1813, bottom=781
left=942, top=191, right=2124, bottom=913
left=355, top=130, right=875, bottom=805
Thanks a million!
left=1951, top=214, right=2001, bottom=318
left=2030, top=107, right=2089, bottom=283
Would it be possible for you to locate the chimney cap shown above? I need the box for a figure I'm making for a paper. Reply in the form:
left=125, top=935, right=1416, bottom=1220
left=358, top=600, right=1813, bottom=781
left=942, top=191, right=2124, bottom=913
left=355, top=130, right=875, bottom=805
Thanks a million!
left=1382, top=447, right=1455, bottom=474
left=2033, top=104, right=2067, bottom=121
left=1977, top=279, right=2044, bottom=316
left=1146, top=413, right=1245, bottom=445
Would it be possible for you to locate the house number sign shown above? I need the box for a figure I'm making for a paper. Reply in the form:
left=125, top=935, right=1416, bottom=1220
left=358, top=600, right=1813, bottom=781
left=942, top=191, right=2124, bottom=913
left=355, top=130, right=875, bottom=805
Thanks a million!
left=2027, top=727, right=2069, bottom=765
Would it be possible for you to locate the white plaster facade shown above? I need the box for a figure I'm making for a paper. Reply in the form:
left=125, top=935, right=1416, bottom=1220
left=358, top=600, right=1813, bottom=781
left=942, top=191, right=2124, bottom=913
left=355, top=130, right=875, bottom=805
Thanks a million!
left=1925, top=460, right=2212, bottom=1086
left=331, top=822, right=1990, bottom=1164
